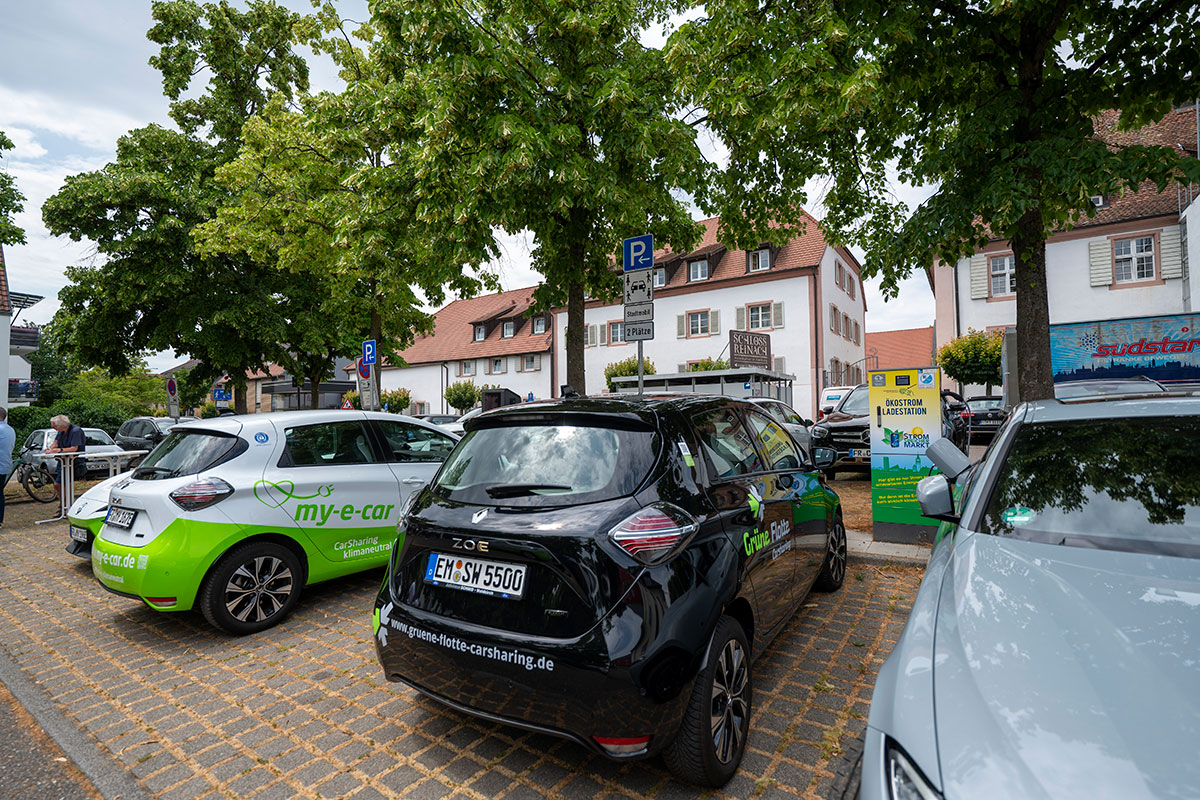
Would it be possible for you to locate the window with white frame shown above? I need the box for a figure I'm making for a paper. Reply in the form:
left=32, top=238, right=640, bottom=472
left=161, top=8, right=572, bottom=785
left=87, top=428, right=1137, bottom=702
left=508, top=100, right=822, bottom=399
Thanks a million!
left=831, top=358, right=843, bottom=384
left=842, top=313, right=851, bottom=339
left=688, top=311, right=710, bottom=336
left=473, top=324, right=486, bottom=342
left=1114, top=236, right=1155, bottom=282
left=749, top=249, right=771, bottom=272
left=653, top=268, right=667, bottom=288
left=847, top=275, right=856, bottom=300
left=461, top=360, right=475, bottom=376
left=523, top=354, right=539, bottom=371
left=609, top=322, right=625, bottom=343
left=747, top=303, right=772, bottom=330
left=491, top=357, right=506, bottom=374
left=532, top=317, right=547, bottom=334
left=689, top=260, right=709, bottom=281
left=990, top=255, right=1016, bottom=296
left=835, top=262, right=844, bottom=288
left=501, top=321, right=514, bottom=338
left=830, top=304, right=840, bottom=334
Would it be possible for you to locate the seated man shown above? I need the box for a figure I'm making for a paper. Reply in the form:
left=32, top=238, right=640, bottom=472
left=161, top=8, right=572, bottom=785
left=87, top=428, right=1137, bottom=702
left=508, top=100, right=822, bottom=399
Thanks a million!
left=45, top=414, right=87, bottom=502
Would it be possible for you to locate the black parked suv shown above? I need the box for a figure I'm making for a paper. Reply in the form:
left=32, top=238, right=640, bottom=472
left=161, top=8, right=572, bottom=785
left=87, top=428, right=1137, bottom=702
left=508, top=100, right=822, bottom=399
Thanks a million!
left=115, top=416, right=198, bottom=456
left=809, top=383, right=870, bottom=477
left=373, top=395, right=846, bottom=786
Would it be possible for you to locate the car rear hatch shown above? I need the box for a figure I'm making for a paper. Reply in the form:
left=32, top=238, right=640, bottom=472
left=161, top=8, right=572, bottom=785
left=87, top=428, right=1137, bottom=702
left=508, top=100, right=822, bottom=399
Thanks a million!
left=389, top=407, right=663, bottom=639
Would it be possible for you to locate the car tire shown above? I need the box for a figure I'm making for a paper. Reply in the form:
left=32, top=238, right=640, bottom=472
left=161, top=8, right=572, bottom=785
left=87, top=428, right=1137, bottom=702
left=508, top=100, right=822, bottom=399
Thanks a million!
left=814, top=513, right=847, bottom=592
left=663, top=615, right=752, bottom=787
left=200, top=541, right=302, bottom=635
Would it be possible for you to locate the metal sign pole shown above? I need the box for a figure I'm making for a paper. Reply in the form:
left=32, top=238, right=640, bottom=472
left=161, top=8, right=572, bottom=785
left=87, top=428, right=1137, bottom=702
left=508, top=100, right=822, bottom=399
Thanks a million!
left=637, top=340, right=644, bottom=396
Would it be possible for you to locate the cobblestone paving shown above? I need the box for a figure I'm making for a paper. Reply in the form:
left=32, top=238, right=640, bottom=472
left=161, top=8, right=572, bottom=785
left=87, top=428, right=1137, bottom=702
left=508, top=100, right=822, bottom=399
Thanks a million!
left=0, top=495, right=920, bottom=800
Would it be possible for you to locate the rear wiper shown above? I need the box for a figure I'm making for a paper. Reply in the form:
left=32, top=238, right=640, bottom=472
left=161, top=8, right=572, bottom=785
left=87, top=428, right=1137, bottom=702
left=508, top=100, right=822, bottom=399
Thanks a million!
left=133, top=465, right=176, bottom=477
left=484, top=483, right=572, bottom=498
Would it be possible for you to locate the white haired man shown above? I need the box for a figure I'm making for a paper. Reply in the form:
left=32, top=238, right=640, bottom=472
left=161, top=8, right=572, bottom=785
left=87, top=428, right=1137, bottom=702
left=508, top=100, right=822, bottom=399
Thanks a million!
left=45, top=414, right=87, bottom=503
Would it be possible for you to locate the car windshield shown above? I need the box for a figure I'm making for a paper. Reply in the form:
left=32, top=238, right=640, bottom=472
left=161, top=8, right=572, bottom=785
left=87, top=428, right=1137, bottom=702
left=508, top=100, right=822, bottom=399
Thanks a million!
left=837, top=387, right=869, bottom=416
left=980, top=416, right=1200, bottom=557
left=968, top=398, right=1004, bottom=411
left=134, top=430, right=242, bottom=480
left=434, top=422, right=659, bottom=507
left=85, top=429, right=114, bottom=446
left=1054, top=380, right=1166, bottom=399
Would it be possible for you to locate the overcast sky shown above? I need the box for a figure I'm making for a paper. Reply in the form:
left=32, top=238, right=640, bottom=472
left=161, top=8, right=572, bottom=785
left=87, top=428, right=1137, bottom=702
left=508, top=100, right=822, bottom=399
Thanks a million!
left=1, top=0, right=935, bottom=373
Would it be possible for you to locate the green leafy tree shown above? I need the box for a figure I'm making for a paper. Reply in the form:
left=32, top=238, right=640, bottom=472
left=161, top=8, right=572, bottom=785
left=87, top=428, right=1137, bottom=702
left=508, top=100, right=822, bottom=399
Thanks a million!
left=604, top=356, right=657, bottom=392
left=43, top=0, right=310, bottom=412
left=171, top=365, right=217, bottom=413
left=0, top=130, right=26, bottom=246
left=380, top=387, right=412, bottom=412
left=671, top=1, right=1200, bottom=401
left=937, top=329, right=1003, bottom=392
left=374, top=0, right=708, bottom=394
left=687, top=357, right=730, bottom=372
left=444, top=380, right=480, bottom=413
left=27, top=317, right=81, bottom=407
left=63, top=365, right=166, bottom=414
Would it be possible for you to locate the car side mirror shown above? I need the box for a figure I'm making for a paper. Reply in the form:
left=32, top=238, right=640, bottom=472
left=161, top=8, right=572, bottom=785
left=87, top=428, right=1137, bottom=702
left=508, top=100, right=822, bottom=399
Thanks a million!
left=812, top=447, right=837, bottom=470
left=925, top=438, right=970, bottom=479
left=801, top=418, right=813, bottom=427
left=916, top=474, right=958, bottom=523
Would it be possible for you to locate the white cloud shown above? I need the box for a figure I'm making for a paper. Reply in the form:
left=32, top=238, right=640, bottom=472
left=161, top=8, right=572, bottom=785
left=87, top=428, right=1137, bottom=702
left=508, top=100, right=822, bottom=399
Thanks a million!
left=0, top=84, right=146, bottom=153
left=3, top=127, right=47, bottom=159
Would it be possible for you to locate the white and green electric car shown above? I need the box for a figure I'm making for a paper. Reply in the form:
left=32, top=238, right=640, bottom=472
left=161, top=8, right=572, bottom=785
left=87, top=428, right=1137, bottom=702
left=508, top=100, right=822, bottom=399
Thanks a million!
left=85, top=411, right=457, bottom=634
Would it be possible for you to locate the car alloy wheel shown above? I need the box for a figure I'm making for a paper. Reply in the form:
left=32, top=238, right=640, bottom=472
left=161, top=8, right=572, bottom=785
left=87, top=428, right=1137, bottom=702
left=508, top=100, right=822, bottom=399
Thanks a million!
left=815, top=515, right=847, bottom=591
left=664, top=615, right=752, bottom=787
left=201, top=541, right=303, bottom=635
left=710, top=638, right=750, bottom=764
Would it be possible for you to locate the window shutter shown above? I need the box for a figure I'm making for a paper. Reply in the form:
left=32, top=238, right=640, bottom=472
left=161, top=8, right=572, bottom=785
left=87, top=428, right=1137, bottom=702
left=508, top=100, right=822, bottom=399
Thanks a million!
left=710, top=310, right=720, bottom=335
left=678, top=363, right=688, bottom=373
left=455, top=361, right=461, bottom=377
left=534, top=354, right=541, bottom=371
left=830, top=304, right=839, bottom=333
left=599, top=324, right=608, bottom=345
left=772, top=301, right=784, bottom=329
left=735, top=306, right=746, bottom=330
left=1089, top=239, right=1114, bottom=286
left=1161, top=225, right=1183, bottom=279
left=969, top=254, right=989, bottom=299
left=835, top=263, right=844, bottom=288
left=745, top=251, right=752, bottom=273
left=677, top=315, right=686, bottom=338
left=773, top=356, right=786, bottom=373
left=587, top=325, right=597, bottom=347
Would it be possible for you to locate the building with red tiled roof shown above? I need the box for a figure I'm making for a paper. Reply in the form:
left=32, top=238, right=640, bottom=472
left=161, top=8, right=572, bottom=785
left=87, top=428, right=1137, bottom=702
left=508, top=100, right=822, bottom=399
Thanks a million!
left=930, top=105, right=1200, bottom=392
left=562, top=213, right=866, bottom=415
left=865, top=327, right=936, bottom=371
left=372, top=213, right=865, bottom=417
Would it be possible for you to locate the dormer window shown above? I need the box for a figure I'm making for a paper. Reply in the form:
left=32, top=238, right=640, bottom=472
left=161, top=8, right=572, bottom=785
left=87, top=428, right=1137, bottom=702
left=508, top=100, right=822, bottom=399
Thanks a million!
left=653, top=268, right=667, bottom=288
left=532, top=317, right=547, bottom=335
left=749, top=249, right=771, bottom=272
left=502, top=321, right=514, bottom=338
left=473, top=324, right=486, bottom=342
left=688, top=260, right=709, bottom=281
left=1090, top=195, right=1108, bottom=209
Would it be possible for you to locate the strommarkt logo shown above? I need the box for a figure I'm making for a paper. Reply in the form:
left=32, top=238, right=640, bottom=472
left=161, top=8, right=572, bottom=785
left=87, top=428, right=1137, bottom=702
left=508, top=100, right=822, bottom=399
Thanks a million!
left=253, top=480, right=395, bottom=527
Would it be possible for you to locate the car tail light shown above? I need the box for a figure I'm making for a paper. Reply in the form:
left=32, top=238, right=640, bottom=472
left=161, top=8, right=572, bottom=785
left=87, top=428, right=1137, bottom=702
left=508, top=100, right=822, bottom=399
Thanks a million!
left=593, top=735, right=651, bottom=756
left=169, top=477, right=234, bottom=511
left=959, top=411, right=972, bottom=419
left=609, top=503, right=699, bottom=565
left=146, top=597, right=177, bottom=608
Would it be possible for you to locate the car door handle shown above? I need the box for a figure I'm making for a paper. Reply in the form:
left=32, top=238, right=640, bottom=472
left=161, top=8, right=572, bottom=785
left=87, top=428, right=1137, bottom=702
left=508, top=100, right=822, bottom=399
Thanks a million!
left=401, top=477, right=425, bottom=484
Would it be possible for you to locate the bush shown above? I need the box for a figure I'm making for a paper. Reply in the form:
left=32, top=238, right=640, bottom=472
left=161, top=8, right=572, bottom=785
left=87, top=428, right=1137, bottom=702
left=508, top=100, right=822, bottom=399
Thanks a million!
left=604, top=356, right=656, bottom=392
left=47, top=397, right=131, bottom=437
left=8, top=406, right=53, bottom=456
left=341, top=390, right=361, bottom=409
left=444, top=381, right=480, bottom=413
left=936, top=329, right=1003, bottom=389
left=686, top=357, right=730, bottom=372
left=380, top=388, right=412, bottom=413
left=199, top=401, right=219, bottom=418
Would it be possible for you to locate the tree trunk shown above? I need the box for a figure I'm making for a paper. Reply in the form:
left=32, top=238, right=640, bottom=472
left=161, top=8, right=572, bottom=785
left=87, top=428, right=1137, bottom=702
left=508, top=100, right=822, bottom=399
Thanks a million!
left=310, top=369, right=321, bottom=410
left=1011, top=207, right=1055, bottom=401
left=233, top=377, right=249, bottom=414
left=565, top=274, right=585, bottom=395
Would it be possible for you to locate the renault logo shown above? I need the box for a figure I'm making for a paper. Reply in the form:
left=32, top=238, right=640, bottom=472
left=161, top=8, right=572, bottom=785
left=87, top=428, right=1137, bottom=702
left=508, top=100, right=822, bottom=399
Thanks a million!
left=472, top=509, right=488, bottom=524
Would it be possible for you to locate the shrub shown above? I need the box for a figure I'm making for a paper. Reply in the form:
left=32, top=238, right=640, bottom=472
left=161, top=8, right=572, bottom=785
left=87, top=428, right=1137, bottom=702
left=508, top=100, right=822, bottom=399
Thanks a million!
left=604, top=356, right=656, bottom=392
left=380, top=388, right=412, bottom=413
left=686, top=357, right=730, bottom=372
left=444, top=381, right=480, bottom=412
left=936, top=329, right=1003, bottom=390
left=8, top=406, right=53, bottom=456
left=198, top=401, right=219, bottom=418
left=48, top=397, right=131, bottom=436
left=341, top=390, right=361, bottom=409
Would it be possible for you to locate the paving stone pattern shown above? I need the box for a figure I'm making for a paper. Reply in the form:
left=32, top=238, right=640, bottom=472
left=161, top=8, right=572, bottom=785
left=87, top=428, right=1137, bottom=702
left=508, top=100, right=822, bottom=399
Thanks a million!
left=0, top=498, right=920, bottom=800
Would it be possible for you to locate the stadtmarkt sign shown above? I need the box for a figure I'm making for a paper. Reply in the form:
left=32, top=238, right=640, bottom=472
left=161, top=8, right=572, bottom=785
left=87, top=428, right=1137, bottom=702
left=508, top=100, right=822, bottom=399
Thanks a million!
left=869, top=368, right=942, bottom=544
left=728, top=330, right=771, bottom=370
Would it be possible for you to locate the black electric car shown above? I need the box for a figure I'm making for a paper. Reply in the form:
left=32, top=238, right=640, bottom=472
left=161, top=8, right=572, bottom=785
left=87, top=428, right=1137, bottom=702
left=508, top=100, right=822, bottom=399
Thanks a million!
left=373, top=395, right=846, bottom=787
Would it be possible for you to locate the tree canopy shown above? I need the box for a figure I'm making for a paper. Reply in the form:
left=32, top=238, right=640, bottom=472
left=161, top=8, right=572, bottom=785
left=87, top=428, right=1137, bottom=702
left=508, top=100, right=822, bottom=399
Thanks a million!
left=373, top=0, right=708, bottom=392
left=0, top=130, right=25, bottom=247
left=937, top=329, right=1003, bottom=390
left=672, top=0, right=1200, bottom=400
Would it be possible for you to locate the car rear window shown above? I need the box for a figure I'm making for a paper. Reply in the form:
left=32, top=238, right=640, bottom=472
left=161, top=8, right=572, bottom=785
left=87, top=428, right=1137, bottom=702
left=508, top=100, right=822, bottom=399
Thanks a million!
left=980, top=416, right=1200, bottom=556
left=134, top=430, right=245, bottom=480
left=968, top=398, right=1004, bottom=411
left=838, top=386, right=869, bottom=416
left=434, top=422, right=659, bottom=507
left=85, top=430, right=114, bottom=446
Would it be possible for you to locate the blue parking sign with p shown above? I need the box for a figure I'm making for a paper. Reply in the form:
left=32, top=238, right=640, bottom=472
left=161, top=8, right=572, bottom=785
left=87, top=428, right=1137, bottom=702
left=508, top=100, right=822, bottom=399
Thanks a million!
left=362, top=339, right=376, bottom=365
left=623, top=234, right=654, bottom=272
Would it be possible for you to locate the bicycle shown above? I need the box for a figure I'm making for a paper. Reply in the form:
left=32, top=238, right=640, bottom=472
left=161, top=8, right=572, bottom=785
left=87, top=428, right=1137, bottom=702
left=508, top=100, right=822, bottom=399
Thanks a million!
left=5, top=453, right=60, bottom=504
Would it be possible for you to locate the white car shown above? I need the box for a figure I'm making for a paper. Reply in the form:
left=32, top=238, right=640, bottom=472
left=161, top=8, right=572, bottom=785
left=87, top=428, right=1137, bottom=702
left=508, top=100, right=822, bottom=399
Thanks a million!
left=75, top=410, right=458, bottom=634
left=817, top=385, right=856, bottom=419
left=440, top=406, right=484, bottom=436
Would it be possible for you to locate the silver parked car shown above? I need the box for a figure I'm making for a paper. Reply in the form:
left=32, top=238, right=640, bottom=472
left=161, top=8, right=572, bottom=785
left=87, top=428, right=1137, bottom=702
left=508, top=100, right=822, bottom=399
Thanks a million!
left=864, top=393, right=1200, bottom=799
left=21, top=428, right=127, bottom=475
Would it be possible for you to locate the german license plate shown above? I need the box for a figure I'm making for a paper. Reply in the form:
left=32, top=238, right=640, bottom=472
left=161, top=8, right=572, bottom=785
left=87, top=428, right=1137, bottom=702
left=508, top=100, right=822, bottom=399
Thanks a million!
left=849, top=449, right=868, bottom=458
left=424, top=552, right=526, bottom=600
left=105, top=507, right=137, bottom=529
left=981, top=420, right=1000, bottom=426
left=69, top=525, right=90, bottom=542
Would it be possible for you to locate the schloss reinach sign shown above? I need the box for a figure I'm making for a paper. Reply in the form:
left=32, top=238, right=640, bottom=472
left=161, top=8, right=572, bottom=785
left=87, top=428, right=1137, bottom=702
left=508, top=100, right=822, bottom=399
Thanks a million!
left=729, top=330, right=771, bottom=370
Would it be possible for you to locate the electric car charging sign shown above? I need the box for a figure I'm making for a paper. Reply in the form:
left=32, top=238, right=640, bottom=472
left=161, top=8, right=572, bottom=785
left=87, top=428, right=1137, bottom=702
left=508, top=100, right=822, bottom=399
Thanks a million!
left=869, top=367, right=942, bottom=543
